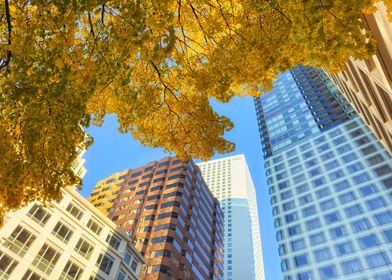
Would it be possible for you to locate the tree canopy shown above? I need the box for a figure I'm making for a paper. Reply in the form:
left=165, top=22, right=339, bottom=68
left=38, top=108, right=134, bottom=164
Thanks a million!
left=0, top=0, right=389, bottom=222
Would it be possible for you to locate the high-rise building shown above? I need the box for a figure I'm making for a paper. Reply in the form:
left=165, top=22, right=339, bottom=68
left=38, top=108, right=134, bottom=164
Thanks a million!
left=197, top=155, right=265, bottom=280
left=88, top=157, right=224, bottom=280
left=254, top=64, right=392, bottom=280
left=330, top=1, right=392, bottom=156
left=0, top=149, right=144, bottom=280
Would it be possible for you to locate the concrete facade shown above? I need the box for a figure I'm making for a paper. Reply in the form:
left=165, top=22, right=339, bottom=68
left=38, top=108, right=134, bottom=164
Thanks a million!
left=330, top=2, right=392, bottom=156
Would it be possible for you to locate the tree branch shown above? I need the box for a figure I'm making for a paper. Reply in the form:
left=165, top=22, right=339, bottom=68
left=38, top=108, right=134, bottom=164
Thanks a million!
left=0, top=0, right=12, bottom=72
left=101, top=4, right=105, bottom=25
left=88, top=12, right=96, bottom=37
left=150, top=60, right=179, bottom=102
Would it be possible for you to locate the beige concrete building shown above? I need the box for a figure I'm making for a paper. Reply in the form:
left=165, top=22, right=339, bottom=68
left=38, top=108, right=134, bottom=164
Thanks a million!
left=330, top=2, right=392, bottom=155
left=0, top=151, right=144, bottom=280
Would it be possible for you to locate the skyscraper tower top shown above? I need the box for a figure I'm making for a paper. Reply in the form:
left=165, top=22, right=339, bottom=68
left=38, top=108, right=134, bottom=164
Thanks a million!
left=255, top=65, right=354, bottom=159
left=255, top=65, right=392, bottom=280
left=198, top=154, right=265, bottom=280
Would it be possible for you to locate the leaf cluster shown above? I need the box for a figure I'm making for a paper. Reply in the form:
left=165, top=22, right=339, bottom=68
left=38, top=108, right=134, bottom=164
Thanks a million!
left=0, top=0, right=387, bottom=223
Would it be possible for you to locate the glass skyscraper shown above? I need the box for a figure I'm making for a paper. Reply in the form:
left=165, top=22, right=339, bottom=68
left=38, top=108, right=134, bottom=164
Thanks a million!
left=197, top=155, right=265, bottom=280
left=255, top=65, right=392, bottom=280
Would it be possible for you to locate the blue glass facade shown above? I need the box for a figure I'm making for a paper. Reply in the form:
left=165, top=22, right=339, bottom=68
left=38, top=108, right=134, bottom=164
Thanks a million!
left=255, top=65, right=392, bottom=280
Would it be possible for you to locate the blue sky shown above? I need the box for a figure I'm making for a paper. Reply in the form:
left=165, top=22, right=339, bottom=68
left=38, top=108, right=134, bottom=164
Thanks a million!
left=80, top=96, right=282, bottom=280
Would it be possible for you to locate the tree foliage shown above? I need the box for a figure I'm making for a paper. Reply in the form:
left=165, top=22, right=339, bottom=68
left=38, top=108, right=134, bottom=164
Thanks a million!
left=0, top=0, right=389, bottom=222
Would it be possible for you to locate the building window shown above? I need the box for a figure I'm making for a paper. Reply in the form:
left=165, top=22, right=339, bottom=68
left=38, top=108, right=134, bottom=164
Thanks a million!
left=283, top=201, right=295, bottom=211
left=305, top=159, right=318, bottom=168
left=291, top=239, right=306, bottom=251
left=333, top=180, right=349, bottom=192
left=382, top=177, right=392, bottom=188
left=347, top=162, right=364, bottom=173
left=374, top=211, right=392, bottom=225
left=310, top=232, right=325, bottom=245
left=294, top=254, right=308, bottom=267
left=293, top=174, right=306, bottom=184
left=320, top=199, right=336, bottom=211
left=116, top=270, right=127, bottom=280
left=383, top=229, right=392, bottom=242
left=324, top=212, right=341, bottom=224
left=298, top=271, right=313, bottom=280
left=60, top=260, right=83, bottom=280
left=312, top=177, right=326, bottom=188
left=66, top=203, right=83, bottom=220
left=317, top=143, right=330, bottom=153
left=319, top=265, right=337, bottom=279
left=28, top=204, right=51, bottom=225
left=367, top=154, right=384, bottom=165
left=7, top=226, right=36, bottom=257
left=106, top=234, right=121, bottom=250
left=309, top=167, right=321, bottom=177
left=22, top=270, right=44, bottom=280
left=314, top=248, right=332, bottom=262
left=365, top=252, right=390, bottom=268
left=353, top=173, right=371, bottom=184
left=324, top=160, right=339, bottom=172
left=351, top=218, right=372, bottom=233
left=359, top=184, right=377, bottom=196
left=344, top=204, right=363, bottom=217
left=97, top=254, right=114, bottom=275
left=285, top=213, right=298, bottom=223
left=367, top=197, right=387, bottom=210
left=339, top=192, right=356, bottom=204
left=321, top=151, right=334, bottom=161
left=131, top=259, right=139, bottom=272
left=340, top=259, right=363, bottom=275
left=0, top=251, right=18, bottom=278
left=299, top=194, right=312, bottom=205
left=302, top=206, right=316, bottom=217
left=32, top=244, right=61, bottom=274
left=290, top=165, right=302, bottom=175
left=361, top=143, right=377, bottom=155
left=87, top=219, right=103, bottom=236
left=329, top=170, right=344, bottom=181
left=75, top=238, right=94, bottom=259
left=335, top=241, right=355, bottom=256
left=306, top=218, right=321, bottom=231
left=342, top=153, right=357, bottom=163
left=358, top=234, right=379, bottom=249
left=52, top=222, right=73, bottom=243
left=281, top=190, right=293, bottom=200
left=278, top=181, right=289, bottom=190
left=281, top=259, right=289, bottom=271
left=288, top=225, right=302, bottom=236
left=151, top=236, right=174, bottom=244
left=316, top=188, right=331, bottom=199
left=330, top=226, right=347, bottom=239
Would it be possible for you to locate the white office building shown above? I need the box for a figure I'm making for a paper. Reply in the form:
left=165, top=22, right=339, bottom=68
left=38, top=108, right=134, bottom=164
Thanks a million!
left=0, top=151, right=144, bottom=280
left=197, top=154, right=265, bottom=280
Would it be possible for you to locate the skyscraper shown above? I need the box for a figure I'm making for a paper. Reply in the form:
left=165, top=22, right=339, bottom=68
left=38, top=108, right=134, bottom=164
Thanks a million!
left=255, top=64, right=392, bottom=280
left=330, top=1, right=392, bottom=156
left=197, top=155, right=265, bottom=280
left=88, top=157, right=224, bottom=280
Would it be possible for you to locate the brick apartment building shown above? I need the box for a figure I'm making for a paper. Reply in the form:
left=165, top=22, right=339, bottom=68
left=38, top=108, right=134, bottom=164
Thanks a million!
left=89, top=157, right=224, bottom=280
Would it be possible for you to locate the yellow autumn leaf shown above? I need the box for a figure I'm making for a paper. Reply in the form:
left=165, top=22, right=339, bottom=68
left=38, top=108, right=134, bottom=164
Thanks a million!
left=54, top=58, right=65, bottom=69
left=0, top=0, right=389, bottom=224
